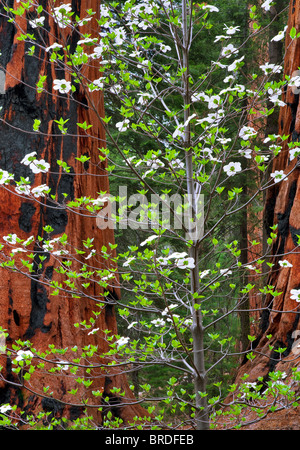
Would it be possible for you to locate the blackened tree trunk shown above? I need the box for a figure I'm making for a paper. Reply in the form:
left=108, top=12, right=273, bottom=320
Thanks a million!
left=0, top=0, right=145, bottom=425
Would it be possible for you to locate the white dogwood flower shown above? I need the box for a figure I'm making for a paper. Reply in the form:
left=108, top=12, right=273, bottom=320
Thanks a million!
left=21, top=152, right=37, bottom=165
left=140, top=235, right=159, bottom=246
left=114, top=27, right=126, bottom=45
left=168, top=252, right=188, bottom=259
left=22, top=236, right=35, bottom=247
left=0, top=404, right=12, bottom=414
left=221, top=44, right=238, bottom=58
left=224, top=25, right=240, bottom=35
left=146, top=158, right=165, bottom=170
left=100, top=4, right=110, bottom=17
left=123, top=256, right=136, bottom=267
left=46, top=43, right=63, bottom=52
left=268, top=88, right=285, bottom=107
left=52, top=249, right=69, bottom=256
left=0, top=170, right=14, bottom=184
left=92, top=44, right=106, bottom=59
left=53, top=79, right=72, bottom=94
left=238, top=149, right=252, bottom=159
left=239, top=125, right=257, bottom=139
left=223, top=161, right=242, bottom=177
left=115, top=336, right=130, bottom=347
left=202, top=5, right=219, bottom=12
left=31, top=184, right=50, bottom=198
left=159, top=43, right=172, bottom=53
left=279, top=260, right=293, bottom=268
left=53, top=3, right=72, bottom=28
left=29, top=159, right=50, bottom=174
left=290, top=289, right=300, bottom=301
left=270, top=170, right=287, bottom=183
left=15, top=183, right=31, bottom=196
left=200, top=269, right=210, bottom=278
left=85, top=249, right=96, bottom=260
left=11, top=247, right=27, bottom=253
left=3, top=234, right=18, bottom=244
left=207, top=94, right=221, bottom=109
left=29, top=16, right=45, bottom=28
left=176, top=257, right=195, bottom=269
left=261, top=0, right=273, bottom=11
left=116, top=119, right=130, bottom=132
left=271, top=26, right=287, bottom=42
left=260, top=62, right=282, bottom=74
left=228, top=56, right=245, bottom=71
left=88, top=78, right=105, bottom=92
left=151, top=318, right=166, bottom=327
left=289, top=148, right=300, bottom=160
left=15, top=350, right=34, bottom=361
left=220, top=268, right=233, bottom=276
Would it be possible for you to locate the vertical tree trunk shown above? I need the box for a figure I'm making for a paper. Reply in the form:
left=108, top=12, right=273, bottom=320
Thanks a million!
left=235, top=0, right=300, bottom=394
left=0, top=0, right=145, bottom=425
left=245, top=0, right=286, bottom=338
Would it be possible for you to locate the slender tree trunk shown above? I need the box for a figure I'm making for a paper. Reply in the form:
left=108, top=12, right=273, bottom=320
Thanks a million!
left=181, top=0, right=209, bottom=430
left=0, top=0, right=145, bottom=425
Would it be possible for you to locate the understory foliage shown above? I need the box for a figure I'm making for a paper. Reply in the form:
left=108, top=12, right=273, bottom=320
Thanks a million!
left=0, top=0, right=299, bottom=430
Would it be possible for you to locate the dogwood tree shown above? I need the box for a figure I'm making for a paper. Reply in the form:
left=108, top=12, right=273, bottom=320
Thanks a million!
left=0, top=0, right=299, bottom=431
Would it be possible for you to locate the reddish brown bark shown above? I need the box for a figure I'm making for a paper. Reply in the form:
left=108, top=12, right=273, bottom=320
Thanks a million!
left=234, top=0, right=300, bottom=408
left=245, top=1, right=287, bottom=338
left=0, top=1, right=145, bottom=425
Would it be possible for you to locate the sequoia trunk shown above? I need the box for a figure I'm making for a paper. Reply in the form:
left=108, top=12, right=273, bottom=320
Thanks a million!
left=0, top=0, right=144, bottom=425
left=233, top=0, right=300, bottom=429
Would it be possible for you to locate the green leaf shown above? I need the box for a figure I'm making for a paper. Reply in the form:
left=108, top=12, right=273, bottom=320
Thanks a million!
left=33, top=119, right=41, bottom=131
left=77, top=121, right=93, bottom=130
left=290, top=27, right=297, bottom=39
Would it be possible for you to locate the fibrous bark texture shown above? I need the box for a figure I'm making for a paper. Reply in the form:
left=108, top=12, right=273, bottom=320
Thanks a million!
left=234, top=0, right=300, bottom=429
left=246, top=0, right=286, bottom=339
left=0, top=0, right=144, bottom=425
